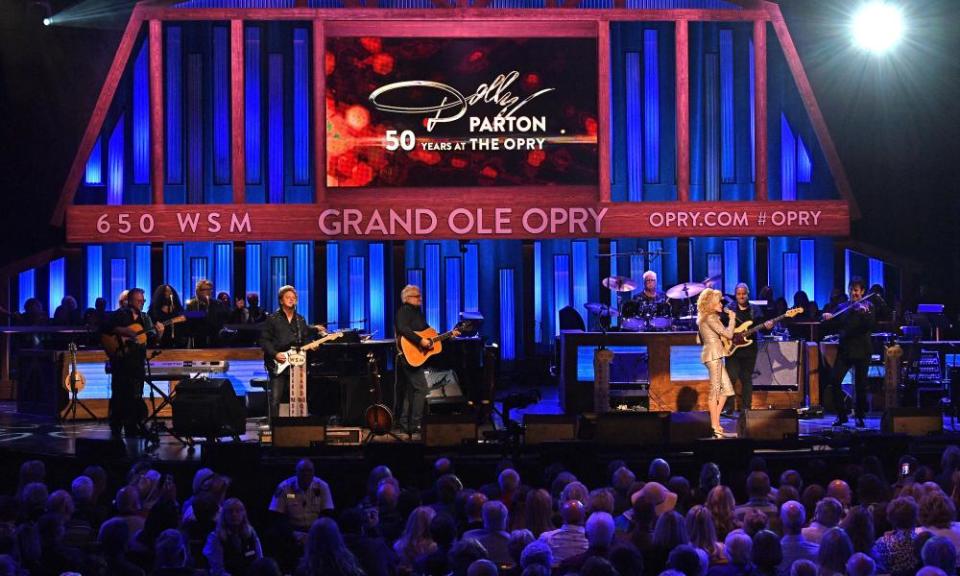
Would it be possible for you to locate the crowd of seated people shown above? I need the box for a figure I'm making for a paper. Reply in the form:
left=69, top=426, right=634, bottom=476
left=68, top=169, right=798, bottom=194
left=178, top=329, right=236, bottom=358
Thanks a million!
left=1, top=446, right=960, bottom=575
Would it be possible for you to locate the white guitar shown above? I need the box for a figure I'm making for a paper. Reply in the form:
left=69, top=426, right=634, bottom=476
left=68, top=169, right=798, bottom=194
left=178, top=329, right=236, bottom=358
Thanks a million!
left=274, top=332, right=343, bottom=374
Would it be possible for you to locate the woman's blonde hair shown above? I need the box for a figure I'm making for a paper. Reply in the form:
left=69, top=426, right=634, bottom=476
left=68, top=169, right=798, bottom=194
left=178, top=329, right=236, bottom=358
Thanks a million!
left=697, top=288, right=722, bottom=324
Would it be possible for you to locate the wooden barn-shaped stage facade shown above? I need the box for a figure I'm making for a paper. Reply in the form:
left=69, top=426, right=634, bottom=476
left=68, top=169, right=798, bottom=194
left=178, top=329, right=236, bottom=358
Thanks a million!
left=1, top=0, right=906, bottom=415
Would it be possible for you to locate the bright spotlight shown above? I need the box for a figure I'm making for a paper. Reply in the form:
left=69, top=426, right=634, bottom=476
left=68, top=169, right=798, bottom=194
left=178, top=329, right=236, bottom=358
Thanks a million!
left=42, top=16, right=51, bottom=25
left=851, top=1, right=905, bottom=54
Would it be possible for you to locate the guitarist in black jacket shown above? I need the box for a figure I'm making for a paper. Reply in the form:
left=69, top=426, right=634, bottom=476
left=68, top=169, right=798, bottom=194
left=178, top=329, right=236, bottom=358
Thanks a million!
left=102, top=288, right=164, bottom=438
left=722, top=283, right=774, bottom=416
left=822, top=277, right=875, bottom=428
left=395, top=285, right=459, bottom=434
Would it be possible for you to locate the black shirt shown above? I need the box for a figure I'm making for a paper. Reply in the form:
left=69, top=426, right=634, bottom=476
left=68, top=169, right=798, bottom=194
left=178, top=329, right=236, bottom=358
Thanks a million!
left=260, top=309, right=315, bottom=372
left=731, top=304, right=765, bottom=355
left=826, top=300, right=876, bottom=360
left=101, top=307, right=157, bottom=359
left=395, top=303, right=429, bottom=348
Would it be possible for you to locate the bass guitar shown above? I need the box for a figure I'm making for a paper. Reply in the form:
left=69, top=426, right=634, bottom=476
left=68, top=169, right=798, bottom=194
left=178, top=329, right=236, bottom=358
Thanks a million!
left=63, top=342, right=86, bottom=393
left=274, top=331, right=344, bottom=374
left=399, top=321, right=473, bottom=368
left=101, top=315, right=187, bottom=359
left=721, top=307, right=804, bottom=355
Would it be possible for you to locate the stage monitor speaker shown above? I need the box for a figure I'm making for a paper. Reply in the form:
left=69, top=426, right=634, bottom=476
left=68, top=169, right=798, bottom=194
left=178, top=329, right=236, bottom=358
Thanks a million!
left=594, top=411, right=669, bottom=445
left=523, top=414, right=578, bottom=445
left=172, top=378, right=246, bottom=439
left=882, top=407, right=943, bottom=435
left=272, top=417, right=326, bottom=448
left=738, top=409, right=799, bottom=440
left=325, top=427, right=363, bottom=446
left=245, top=390, right=267, bottom=419
left=668, top=411, right=712, bottom=443
left=423, top=414, right=477, bottom=447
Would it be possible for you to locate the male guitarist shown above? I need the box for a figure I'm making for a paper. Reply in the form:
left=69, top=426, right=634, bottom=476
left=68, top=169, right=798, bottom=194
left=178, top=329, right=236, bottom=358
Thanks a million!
left=395, top=285, right=460, bottom=434
left=102, top=287, right=164, bottom=439
left=260, top=285, right=326, bottom=425
left=722, top=283, right=774, bottom=416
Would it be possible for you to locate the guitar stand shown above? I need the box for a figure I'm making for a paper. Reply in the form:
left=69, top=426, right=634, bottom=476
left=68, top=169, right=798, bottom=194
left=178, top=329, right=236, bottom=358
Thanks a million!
left=62, top=387, right=97, bottom=423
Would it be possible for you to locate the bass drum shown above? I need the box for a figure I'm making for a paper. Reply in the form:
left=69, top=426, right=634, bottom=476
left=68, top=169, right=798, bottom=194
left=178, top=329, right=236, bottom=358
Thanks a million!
left=621, top=316, right=645, bottom=332
left=647, top=316, right=673, bottom=331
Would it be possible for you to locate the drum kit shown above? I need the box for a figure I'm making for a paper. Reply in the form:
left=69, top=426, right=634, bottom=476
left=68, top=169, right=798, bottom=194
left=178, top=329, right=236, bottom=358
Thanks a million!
left=585, top=275, right=720, bottom=332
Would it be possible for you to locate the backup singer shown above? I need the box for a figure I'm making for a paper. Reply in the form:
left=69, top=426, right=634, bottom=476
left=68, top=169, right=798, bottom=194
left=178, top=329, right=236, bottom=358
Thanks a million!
left=395, top=285, right=459, bottom=434
left=102, top=287, right=164, bottom=438
left=185, top=279, right=228, bottom=347
left=148, top=284, right=185, bottom=348
left=696, top=288, right=736, bottom=438
left=822, top=277, right=875, bottom=427
left=722, top=283, right=774, bottom=415
left=260, top=286, right=326, bottom=424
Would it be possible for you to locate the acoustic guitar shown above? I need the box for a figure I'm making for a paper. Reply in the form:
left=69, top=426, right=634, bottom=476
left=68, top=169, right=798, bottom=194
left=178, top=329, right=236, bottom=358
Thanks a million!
left=721, top=307, right=803, bottom=355
left=101, top=315, right=187, bottom=359
left=63, top=342, right=86, bottom=394
left=274, top=331, right=344, bottom=374
left=399, top=321, right=473, bottom=368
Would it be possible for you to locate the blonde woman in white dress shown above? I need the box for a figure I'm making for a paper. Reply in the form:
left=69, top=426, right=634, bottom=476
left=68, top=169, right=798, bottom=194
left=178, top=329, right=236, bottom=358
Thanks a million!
left=697, top=288, right=736, bottom=438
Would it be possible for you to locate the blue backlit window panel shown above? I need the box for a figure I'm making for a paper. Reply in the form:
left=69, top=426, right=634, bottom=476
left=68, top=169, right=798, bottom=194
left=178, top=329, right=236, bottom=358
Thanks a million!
left=749, top=38, right=755, bottom=183
left=213, top=26, right=231, bottom=185
left=18, top=269, right=36, bottom=313
left=326, top=243, right=339, bottom=329
left=269, top=257, right=288, bottom=311
left=48, top=258, right=65, bottom=317
left=534, top=241, right=543, bottom=343
left=85, top=138, right=103, bottom=186
left=643, top=29, right=660, bottom=184
left=499, top=268, right=516, bottom=360
left=783, top=252, right=799, bottom=304
left=108, top=115, right=125, bottom=205
left=781, top=113, right=797, bottom=201
left=707, top=253, right=722, bottom=285
left=572, top=241, right=588, bottom=319
left=704, top=53, right=720, bottom=201
left=133, top=42, right=150, bottom=185
left=720, top=29, right=735, bottom=183
left=445, top=257, right=461, bottom=332
left=425, top=244, right=441, bottom=329
left=166, top=26, right=183, bottom=185
left=553, top=254, right=570, bottom=337
left=245, top=27, right=262, bottom=185
left=165, top=244, right=184, bottom=303
left=369, top=243, right=385, bottom=339
left=187, top=53, right=204, bottom=203
left=135, top=245, right=151, bottom=308
left=869, top=258, right=884, bottom=289
left=670, top=346, right=708, bottom=380
left=268, top=53, right=284, bottom=203
left=407, top=269, right=423, bottom=292
left=110, top=259, right=127, bottom=311
left=190, top=257, right=209, bottom=295
left=797, top=136, right=812, bottom=184
left=723, top=240, right=738, bottom=296
left=625, top=52, right=642, bottom=201
left=647, top=240, right=663, bottom=280
left=464, top=243, right=479, bottom=313
left=292, top=28, right=310, bottom=185
left=214, top=243, right=232, bottom=302
left=800, top=239, right=815, bottom=302
left=348, top=256, right=366, bottom=330
left=294, top=242, right=311, bottom=322
left=87, top=246, right=104, bottom=309
left=246, top=243, right=261, bottom=299
left=577, top=345, right=647, bottom=382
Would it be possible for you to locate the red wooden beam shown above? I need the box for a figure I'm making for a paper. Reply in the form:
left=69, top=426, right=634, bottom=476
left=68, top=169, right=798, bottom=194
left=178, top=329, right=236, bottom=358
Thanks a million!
left=753, top=18, right=767, bottom=201
left=230, top=19, right=245, bottom=204
left=51, top=8, right=146, bottom=226
left=675, top=19, right=689, bottom=202
left=313, top=19, right=326, bottom=204
left=325, top=20, right=597, bottom=37
left=768, top=5, right=860, bottom=218
left=149, top=19, right=165, bottom=205
left=138, top=6, right=770, bottom=22
left=597, top=21, right=610, bottom=202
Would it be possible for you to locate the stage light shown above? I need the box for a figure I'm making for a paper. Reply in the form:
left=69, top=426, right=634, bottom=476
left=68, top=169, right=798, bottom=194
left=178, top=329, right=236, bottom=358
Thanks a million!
left=43, top=17, right=52, bottom=25
left=851, top=1, right=904, bottom=54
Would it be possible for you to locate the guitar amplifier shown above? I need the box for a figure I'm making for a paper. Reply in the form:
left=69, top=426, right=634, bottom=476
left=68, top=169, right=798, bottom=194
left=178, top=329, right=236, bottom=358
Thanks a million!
left=324, top=427, right=363, bottom=446
left=738, top=409, right=799, bottom=440
left=272, top=417, right=326, bottom=448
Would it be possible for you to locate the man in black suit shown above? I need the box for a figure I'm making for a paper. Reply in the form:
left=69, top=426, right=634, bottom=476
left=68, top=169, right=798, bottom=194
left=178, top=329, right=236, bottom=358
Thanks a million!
left=822, top=277, right=875, bottom=428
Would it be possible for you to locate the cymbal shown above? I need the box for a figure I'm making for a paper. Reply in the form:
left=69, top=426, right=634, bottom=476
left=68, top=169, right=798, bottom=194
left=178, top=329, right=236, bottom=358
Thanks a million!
left=666, top=281, right=707, bottom=300
left=585, top=302, right=619, bottom=317
left=703, top=275, right=722, bottom=287
left=602, top=275, right=638, bottom=292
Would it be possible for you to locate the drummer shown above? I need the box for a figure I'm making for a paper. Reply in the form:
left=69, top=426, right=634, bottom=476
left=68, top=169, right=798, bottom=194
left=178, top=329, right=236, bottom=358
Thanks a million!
left=633, top=270, right=668, bottom=310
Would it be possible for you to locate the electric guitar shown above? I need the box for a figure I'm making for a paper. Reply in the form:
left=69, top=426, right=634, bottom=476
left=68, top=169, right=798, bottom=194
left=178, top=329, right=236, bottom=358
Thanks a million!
left=274, top=331, right=344, bottom=374
left=63, top=342, right=86, bottom=394
left=101, top=315, right=187, bottom=359
left=399, top=321, right=473, bottom=368
left=721, top=307, right=804, bottom=355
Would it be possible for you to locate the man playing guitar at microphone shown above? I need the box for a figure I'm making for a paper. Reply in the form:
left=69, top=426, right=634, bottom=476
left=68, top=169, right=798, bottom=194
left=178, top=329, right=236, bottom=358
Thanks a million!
left=395, top=285, right=460, bottom=435
left=102, top=287, right=164, bottom=439
left=721, top=283, right=775, bottom=416
left=260, top=285, right=326, bottom=425
left=822, top=277, right=875, bottom=428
